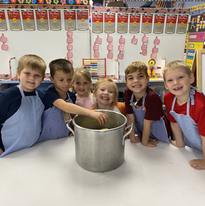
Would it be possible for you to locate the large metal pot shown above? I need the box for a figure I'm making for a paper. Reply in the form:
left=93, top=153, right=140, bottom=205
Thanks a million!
left=67, top=110, right=133, bottom=172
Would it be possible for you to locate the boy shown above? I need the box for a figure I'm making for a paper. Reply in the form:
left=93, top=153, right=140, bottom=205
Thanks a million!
left=163, top=60, right=205, bottom=170
left=38, top=59, right=108, bottom=143
left=124, top=61, right=171, bottom=146
left=0, top=54, right=46, bottom=157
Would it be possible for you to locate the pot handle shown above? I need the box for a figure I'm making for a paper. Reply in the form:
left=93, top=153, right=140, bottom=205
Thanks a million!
left=66, top=119, right=75, bottom=136
left=122, top=123, right=133, bottom=145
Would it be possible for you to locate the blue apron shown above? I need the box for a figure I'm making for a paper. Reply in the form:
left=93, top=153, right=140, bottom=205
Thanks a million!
left=37, top=92, right=73, bottom=143
left=130, top=93, right=170, bottom=143
left=1, top=85, right=44, bottom=157
left=170, top=89, right=203, bottom=151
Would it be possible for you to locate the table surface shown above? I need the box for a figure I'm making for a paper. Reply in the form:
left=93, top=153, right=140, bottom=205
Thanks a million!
left=0, top=137, right=204, bottom=206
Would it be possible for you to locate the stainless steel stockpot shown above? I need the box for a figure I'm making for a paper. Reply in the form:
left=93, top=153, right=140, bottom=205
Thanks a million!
left=67, top=110, right=133, bottom=172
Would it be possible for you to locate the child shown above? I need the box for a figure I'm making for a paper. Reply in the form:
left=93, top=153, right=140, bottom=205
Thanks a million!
left=0, top=54, right=46, bottom=157
left=124, top=61, right=171, bottom=146
left=90, top=78, right=126, bottom=116
left=72, top=66, right=95, bottom=109
left=38, top=59, right=108, bottom=143
left=163, top=60, right=205, bottom=170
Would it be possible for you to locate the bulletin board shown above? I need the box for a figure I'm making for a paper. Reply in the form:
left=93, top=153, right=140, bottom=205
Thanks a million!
left=0, top=4, right=90, bottom=80
left=0, top=4, right=190, bottom=82
left=192, top=49, right=205, bottom=92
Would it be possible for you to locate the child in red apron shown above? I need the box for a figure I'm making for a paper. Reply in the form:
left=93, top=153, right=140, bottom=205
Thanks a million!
left=72, top=66, right=95, bottom=109
left=163, top=60, right=205, bottom=170
left=90, top=78, right=126, bottom=116
left=0, top=54, right=46, bottom=157
left=124, top=61, right=171, bottom=146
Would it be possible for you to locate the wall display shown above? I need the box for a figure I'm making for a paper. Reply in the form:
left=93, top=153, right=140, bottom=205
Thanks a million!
left=92, top=13, right=103, bottom=33
left=188, top=13, right=205, bottom=33
left=21, top=10, right=35, bottom=31
left=117, top=13, right=128, bottom=34
left=64, top=10, right=76, bottom=31
left=36, top=10, right=49, bottom=30
left=104, top=13, right=115, bottom=34
left=49, top=10, right=61, bottom=30
left=7, top=10, right=22, bottom=31
left=176, top=15, right=189, bottom=34
left=165, top=14, right=177, bottom=34
left=0, top=0, right=90, bottom=5
left=141, top=14, right=153, bottom=34
left=77, top=10, right=88, bottom=30
left=129, top=14, right=140, bottom=34
left=0, top=10, right=7, bottom=30
left=153, top=14, right=165, bottom=34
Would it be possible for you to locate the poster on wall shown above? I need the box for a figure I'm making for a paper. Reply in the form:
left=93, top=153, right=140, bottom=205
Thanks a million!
left=129, top=14, right=140, bottom=34
left=64, top=10, right=76, bottom=31
left=0, top=10, right=7, bottom=30
left=104, top=13, right=115, bottom=33
left=188, top=13, right=205, bottom=33
left=176, top=15, right=189, bottom=34
left=21, top=10, right=35, bottom=31
left=36, top=10, right=49, bottom=31
left=92, top=13, right=103, bottom=33
left=77, top=10, right=89, bottom=30
left=49, top=10, right=61, bottom=31
left=165, top=14, right=177, bottom=34
left=141, top=14, right=153, bottom=33
left=7, top=10, right=22, bottom=31
left=153, top=14, right=165, bottom=34
left=117, top=13, right=128, bottom=33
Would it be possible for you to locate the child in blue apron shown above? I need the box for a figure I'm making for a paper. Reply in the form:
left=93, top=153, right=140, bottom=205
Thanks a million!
left=0, top=54, right=46, bottom=157
left=124, top=61, right=171, bottom=146
left=163, top=60, right=205, bottom=170
left=37, top=59, right=108, bottom=143
left=72, top=66, right=95, bottom=109
left=90, top=78, right=126, bottom=116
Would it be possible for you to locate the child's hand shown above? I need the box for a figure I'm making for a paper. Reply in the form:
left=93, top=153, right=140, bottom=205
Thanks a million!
left=130, top=135, right=141, bottom=143
left=90, top=111, right=108, bottom=125
left=190, top=159, right=205, bottom=170
left=142, top=139, right=158, bottom=147
left=0, top=148, right=3, bottom=155
left=171, top=140, right=185, bottom=148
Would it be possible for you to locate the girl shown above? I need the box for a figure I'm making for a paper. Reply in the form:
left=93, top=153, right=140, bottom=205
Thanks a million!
left=72, top=66, right=95, bottom=109
left=91, top=78, right=126, bottom=116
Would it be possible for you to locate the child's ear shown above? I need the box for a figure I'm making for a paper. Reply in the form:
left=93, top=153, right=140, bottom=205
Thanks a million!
left=50, top=76, right=54, bottom=83
left=190, top=73, right=195, bottom=84
left=164, top=81, right=169, bottom=90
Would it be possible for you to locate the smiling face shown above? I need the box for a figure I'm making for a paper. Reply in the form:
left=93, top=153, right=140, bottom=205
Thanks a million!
left=72, top=76, right=91, bottom=98
left=17, top=67, right=43, bottom=92
left=126, top=70, right=149, bottom=98
left=50, top=71, right=73, bottom=96
left=94, top=82, right=115, bottom=109
left=164, top=67, right=195, bottom=101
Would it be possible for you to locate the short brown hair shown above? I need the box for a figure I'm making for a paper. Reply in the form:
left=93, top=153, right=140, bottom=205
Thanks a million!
left=17, top=54, right=46, bottom=79
left=49, top=59, right=73, bottom=78
left=94, top=78, right=118, bottom=104
left=163, top=60, right=192, bottom=81
left=125, top=61, right=148, bottom=81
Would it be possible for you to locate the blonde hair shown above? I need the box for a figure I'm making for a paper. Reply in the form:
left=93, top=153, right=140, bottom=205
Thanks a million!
left=72, top=66, right=92, bottom=92
left=125, top=61, right=148, bottom=81
left=163, top=60, right=192, bottom=81
left=17, top=54, right=46, bottom=79
left=94, top=78, right=118, bottom=104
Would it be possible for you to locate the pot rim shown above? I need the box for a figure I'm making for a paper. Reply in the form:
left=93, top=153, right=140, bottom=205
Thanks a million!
left=72, top=109, right=127, bottom=132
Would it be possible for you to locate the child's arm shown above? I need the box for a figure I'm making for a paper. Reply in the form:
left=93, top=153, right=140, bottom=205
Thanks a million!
left=54, top=98, right=108, bottom=125
left=0, top=148, right=3, bottom=155
left=126, top=114, right=141, bottom=143
left=170, top=122, right=185, bottom=148
left=142, top=119, right=158, bottom=147
left=190, top=136, right=205, bottom=170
